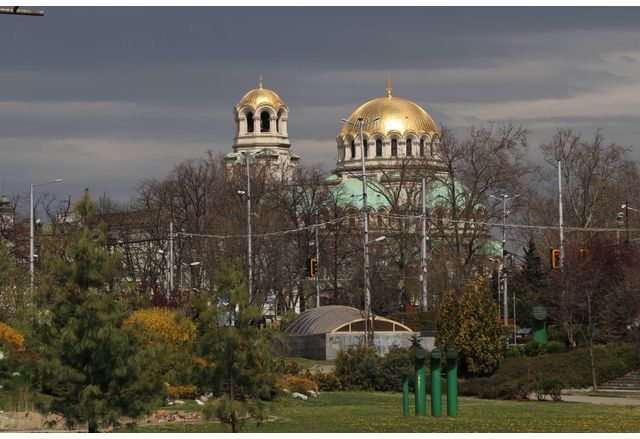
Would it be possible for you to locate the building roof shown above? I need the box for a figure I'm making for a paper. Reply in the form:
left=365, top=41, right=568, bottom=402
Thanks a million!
left=330, top=177, right=391, bottom=211
left=236, top=76, right=285, bottom=111
left=285, top=305, right=412, bottom=336
left=338, top=81, right=439, bottom=140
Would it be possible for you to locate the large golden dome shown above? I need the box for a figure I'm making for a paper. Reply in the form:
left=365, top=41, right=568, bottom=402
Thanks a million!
left=236, top=76, right=285, bottom=110
left=339, top=83, right=439, bottom=139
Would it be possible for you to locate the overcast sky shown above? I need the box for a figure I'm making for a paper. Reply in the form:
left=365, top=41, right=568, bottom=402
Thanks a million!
left=2, top=7, right=640, bottom=203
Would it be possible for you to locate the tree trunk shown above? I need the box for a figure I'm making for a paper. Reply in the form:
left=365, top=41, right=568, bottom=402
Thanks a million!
left=88, top=418, right=98, bottom=433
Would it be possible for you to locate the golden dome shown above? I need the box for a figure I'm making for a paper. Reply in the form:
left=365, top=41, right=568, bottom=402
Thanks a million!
left=236, top=75, right=285, bottom=111
left=339, top=82, right=439, bottom=139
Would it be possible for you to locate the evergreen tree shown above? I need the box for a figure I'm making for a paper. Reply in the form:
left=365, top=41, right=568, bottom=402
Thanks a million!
left=31, top=190, right=163, bottom=432
left=436, top=276, right=503, bottom=376
left=511, top=238, right=547, bottom=327
left=197, top=259, right=276, bottom=433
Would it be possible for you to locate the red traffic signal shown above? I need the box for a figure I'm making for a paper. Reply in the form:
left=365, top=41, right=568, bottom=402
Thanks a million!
left=550, top=248, right=561, bottom=269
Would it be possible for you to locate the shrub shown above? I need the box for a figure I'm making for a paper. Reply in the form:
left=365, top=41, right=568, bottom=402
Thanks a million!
left=302, top=370, right=341, bottom=392
left=167, top=384, right=199, bottom=399
left=377, top=346, right=414, bottom=392
left=275, top=358, right=302, bottom=375
left=0, top=322, right=25, bottom=350
left=287, top=375, right=318, bottom=393
left=335, top=345, right=380, bottom=390
left=124, top=307, right=196, bottom=349
left=540, top=340, right=566, bottom=355
left=460, top=343, right=640, bottom=400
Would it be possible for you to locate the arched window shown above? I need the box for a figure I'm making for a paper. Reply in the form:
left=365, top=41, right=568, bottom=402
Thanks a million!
left=406, top=139, right=413, bottom=156
left=246, top=112, right=254, bottom=133
left=419, top=139, right=424, bottom=157
left=430, top=142, right=435, bottom=157
left=391, top=139, right=398, bottom=157
left=376, top=139, right=382, bottom=157
left=363, top=139, right=369, bottom=158
left=276, top=118, right=280, bottom=133
left=260, top=111, right=270, bottom=132
left=350, top=140, right=356, bottom=159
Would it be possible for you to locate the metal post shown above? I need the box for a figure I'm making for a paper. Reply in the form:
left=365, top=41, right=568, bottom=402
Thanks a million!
left=415, top=348, right=426, bottom=416
left=246, top=153, right=253, bottom=303
left=421, top=178, right=428, bottom=311
left=359, top=120, right=371, bottom=341
left=430, top=348, right=442, bottom=417
left=558, top=161, right=565, bottom=269
left=446, top=349, right=458, bottom=417
left=169, top=221, right=174, bottom=291
left=625, top=200, right=629, bottom=243
left=29, top=184, right=34, bottom=290
left=315, top=221, right=320, bottom=308
left=502, top=196, right=508, bottom=327
left=513, top=288, right=517, bottom=346
left=402, top=373, right=409, bottom=417
left=0, top=7, right=44, bottom=16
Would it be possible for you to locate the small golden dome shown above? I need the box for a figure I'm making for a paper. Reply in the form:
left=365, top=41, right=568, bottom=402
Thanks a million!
left=339, top=82, right=439, bottom=140
left=236, top=75, right=285, bottom=111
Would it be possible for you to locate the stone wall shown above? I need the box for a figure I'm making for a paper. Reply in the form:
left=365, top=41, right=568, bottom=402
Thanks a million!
left=281, top=331, right=437, bottom=360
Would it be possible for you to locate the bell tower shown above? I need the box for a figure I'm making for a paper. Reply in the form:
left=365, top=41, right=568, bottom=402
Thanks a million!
left=226, top=76, right=299, bottom=177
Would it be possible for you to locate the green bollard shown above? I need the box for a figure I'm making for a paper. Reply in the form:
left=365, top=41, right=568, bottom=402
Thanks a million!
left=532, top=305, right=548, bottom=343
left=430, top=348, right=442, bottom=417
left=415, top=348, right=426, bottom=416
left=446, top=349, right=458, bottom=417
left=402, top=373, right=409, bottom=417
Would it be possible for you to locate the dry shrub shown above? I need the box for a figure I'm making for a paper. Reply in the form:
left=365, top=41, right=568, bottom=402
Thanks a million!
left=167, top=384, right=199, bottom=399
left=0, top=322, right=25, bottom=350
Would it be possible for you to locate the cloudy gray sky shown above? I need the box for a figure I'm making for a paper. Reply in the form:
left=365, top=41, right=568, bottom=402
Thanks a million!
left=2, top=7, right=640, bottom=203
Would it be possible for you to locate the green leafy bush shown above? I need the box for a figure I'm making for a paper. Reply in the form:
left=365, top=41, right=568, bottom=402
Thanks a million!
left=335, top=345, right=417, bottom=392
left=335, top=345, right=380, bottom=390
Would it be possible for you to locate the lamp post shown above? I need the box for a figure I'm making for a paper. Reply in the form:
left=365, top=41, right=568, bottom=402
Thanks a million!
left=341, top=115, right=380, bottom=344
left=30, top=178, right=62, bottom=290
left=238, top=151, right=257, bottom=303
left=621, top=203, right=640, bottom=243
left=489, top=193, right=519, bottom=328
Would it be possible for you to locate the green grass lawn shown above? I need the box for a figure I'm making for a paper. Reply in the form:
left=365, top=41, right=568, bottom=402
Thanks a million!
left=129, top=391, right=640, bottom=433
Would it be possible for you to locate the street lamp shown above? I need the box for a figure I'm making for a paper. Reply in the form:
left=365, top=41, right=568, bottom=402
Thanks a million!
left=489, top=193, right=519, bottom=329
left=341, top=115, right=380, bottom=344
left=238, top=151, right=258, bottom=303
left=30, top=178, right=62, bottom=289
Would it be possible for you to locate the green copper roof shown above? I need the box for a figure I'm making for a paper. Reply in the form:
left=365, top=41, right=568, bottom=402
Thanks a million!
left=480, top=238, right=503, bottom=257
left=330, top=177, right=391, bottom=211
left=425, top=178, right=479, bottom=210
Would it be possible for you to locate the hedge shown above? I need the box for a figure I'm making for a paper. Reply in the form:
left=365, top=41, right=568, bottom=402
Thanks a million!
left=460, top=343, right=640, bottom=400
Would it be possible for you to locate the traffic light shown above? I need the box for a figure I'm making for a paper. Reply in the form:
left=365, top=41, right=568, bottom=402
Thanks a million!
left=309, top=256, right=318, bottom=278
left=550, top=248, right=561, bottom=269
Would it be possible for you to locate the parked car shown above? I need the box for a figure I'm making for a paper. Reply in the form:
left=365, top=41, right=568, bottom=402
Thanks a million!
left=515, top=327, right=532, bottom=343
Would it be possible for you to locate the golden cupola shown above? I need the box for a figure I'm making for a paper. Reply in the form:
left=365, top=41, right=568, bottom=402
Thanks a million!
left=236, top=75, right=286, bottom=111
left=338, top=79, right=439, bottom=140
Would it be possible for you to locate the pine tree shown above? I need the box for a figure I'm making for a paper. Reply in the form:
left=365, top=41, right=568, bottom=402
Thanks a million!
left=32, top=190, right=163, bottom=432
left=197, top=259, right=276, bottom=433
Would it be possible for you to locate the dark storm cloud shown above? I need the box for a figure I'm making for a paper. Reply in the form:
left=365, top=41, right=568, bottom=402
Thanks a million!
left=2, top=7, right=640, bottom=202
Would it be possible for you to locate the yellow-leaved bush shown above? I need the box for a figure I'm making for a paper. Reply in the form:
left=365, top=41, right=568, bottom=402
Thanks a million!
left=0, top=322, right=25, bottom=350
left=124, top=307, right=196, bottom=349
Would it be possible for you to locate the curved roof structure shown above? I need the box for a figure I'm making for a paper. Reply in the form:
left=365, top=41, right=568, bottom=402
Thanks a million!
left=285, top=305, right=413, bottom=336
left=338, top=82, right=439, bottom=140
left=236, top=76, right=285, bottom=111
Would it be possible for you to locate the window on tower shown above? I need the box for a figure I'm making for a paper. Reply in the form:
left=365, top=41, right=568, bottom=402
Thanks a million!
left=260, top=111, right=270, bottom=132
left=391, top=139, right=398, bottom=157
left=246, top=112, right=254, bottom=133
left=406, top=139, right=412, bottom=156
left=420, top=139, right=424, bottom=157
left=351, top=140, right=356, bottom=159
left=376, top=139, right=382, bottom=157
left=363, top=139, right=369, bottom=158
